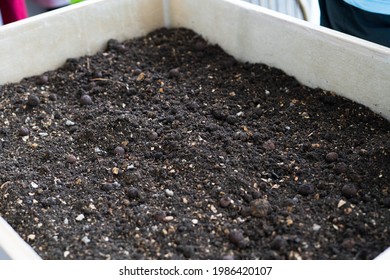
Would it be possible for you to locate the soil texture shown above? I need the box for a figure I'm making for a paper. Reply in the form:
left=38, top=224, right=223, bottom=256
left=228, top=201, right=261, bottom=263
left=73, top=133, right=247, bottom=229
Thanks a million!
left=0, top=28, right=389, bottom=260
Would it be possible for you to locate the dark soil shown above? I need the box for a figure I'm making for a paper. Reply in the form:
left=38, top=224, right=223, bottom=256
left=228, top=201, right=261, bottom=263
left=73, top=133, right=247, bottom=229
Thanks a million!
left=0, top=28, right=389, bottom=260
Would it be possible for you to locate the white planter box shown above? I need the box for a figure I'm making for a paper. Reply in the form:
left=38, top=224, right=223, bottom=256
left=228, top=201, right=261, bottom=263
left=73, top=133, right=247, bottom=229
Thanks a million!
left=0, top=0, right=388, bottom=259
left=0, top=217, right=41, bottom=259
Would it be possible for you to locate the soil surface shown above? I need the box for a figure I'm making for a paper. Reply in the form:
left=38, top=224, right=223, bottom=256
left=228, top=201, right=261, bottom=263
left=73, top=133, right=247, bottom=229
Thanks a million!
left=0, top=28, right=389, bottom=260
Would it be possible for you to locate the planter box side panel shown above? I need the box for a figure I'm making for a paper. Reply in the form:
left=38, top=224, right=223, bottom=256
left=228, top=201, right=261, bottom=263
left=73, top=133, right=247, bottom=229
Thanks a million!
left=169, top=0, right=390, bottom=121
left=0, top=0, right=164, bottom=85
left=0, top=217, right=41, bottom=260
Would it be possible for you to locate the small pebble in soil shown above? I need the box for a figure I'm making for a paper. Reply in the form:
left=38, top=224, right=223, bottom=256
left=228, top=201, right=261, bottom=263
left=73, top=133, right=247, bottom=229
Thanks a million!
left=270, top=235, right=287, bottom=251
left=181, top=245, right=195, bottom=258
left=49, top=93, right=58, bottom=101
left=240, top=206, right=252, bottom=217
left=341, top=183, right=358, bottom=198
left=334, top=162, right=348, bottom=174
left=262, top=140, right=276, bottom=151
left=229, top=230, right=244, bottom=245
left=27, top=94, right=40, bottom=107
left=162, top=216, right=174, bottom=222
left=80, top=94, right=93, bottom=105
left=298, top=183, right=315, bottom=196
left=114, top=146, right=125, bottom=156
left=325, top=152, right=339, bottom=163
left=337, top=199, right=347, bottom=208
left=63, top=58, right=79, bottom=71
left=101, top=183, right=114, bottom=192
left=250, top=199, right=272, bottom=217
left=243, top=193, right=253, bottom=203
left=147, top=131, right=159, bottom=141
left=168, top=68, right=180, bottom=78
left=132, top=68, right=142, bottom=75
left=226, top=115, right=238, bottom=125
left=382, top=197, right=390, bottom=208
left=18, top=127, right=29, bottom=136
left=107, top=39, right=126, bottom=52
left=66, top=154, right=77, bottom=164
left=127, top=187, right=140, bottom=199
left=219, top=196, right=231, bottom=208
left=136, top=72, right=145, bottom=81
left=252, top=190, right=263, bottom=199
left=341, top=238, right=356, bottom=250
left=252, top=132, right=262, bottom=143
left=37, top=75, right=49, bottom=85
left=153, top=211, right=166, bottom=222
left=187, top=101, right=200, bottom=111
left=222, top=255, right=235, bottom=260
left=194, top=40, right=206, bottom=51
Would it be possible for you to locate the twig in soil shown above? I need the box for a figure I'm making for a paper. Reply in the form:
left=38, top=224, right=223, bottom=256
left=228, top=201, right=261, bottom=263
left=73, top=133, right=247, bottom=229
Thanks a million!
left=0, top=181, right=11, bottom=190
left=90, top=78, right=128, bottom=88
left=86, top=57, right=91, bottom=72
left=172, top=48, right=180, bottom=65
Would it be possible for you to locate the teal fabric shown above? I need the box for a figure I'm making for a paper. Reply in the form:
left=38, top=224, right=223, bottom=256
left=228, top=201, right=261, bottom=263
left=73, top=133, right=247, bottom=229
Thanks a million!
left=343, top=0, right=390, bottom=15
left=319, top=0, right=390, bottom=47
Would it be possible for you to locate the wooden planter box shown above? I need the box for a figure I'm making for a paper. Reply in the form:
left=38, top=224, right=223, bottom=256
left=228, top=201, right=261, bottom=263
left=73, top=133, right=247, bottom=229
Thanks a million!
left=0, top=0, right=388, bottom=259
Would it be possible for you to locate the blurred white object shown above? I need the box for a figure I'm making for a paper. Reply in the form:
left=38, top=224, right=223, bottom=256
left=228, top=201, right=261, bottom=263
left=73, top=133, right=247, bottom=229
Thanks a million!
left=242, top=0, right=320, bottom=24
left=33, top=0, right=69, bottom=7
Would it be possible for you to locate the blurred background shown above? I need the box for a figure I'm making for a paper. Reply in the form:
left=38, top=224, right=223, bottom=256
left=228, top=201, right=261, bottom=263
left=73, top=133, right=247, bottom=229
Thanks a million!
left=25, top=0, right=48, bottom=16
left=0, top=0, right=321, bottom=25
left=242, top=0, right=320, bottom=24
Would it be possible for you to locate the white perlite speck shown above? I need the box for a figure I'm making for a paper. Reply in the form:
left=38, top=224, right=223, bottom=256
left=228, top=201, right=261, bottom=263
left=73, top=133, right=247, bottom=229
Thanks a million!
left=75, top=214, right=85, bottom=221
left=65, top=120, right=75, bottom=126
left=81, top=236, right=90, bottom=244
left=27, top=234, right=35, bottom=241
left=165, top=189, right=174, bottom=196
left=313, top=224, right=321, bottom=231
